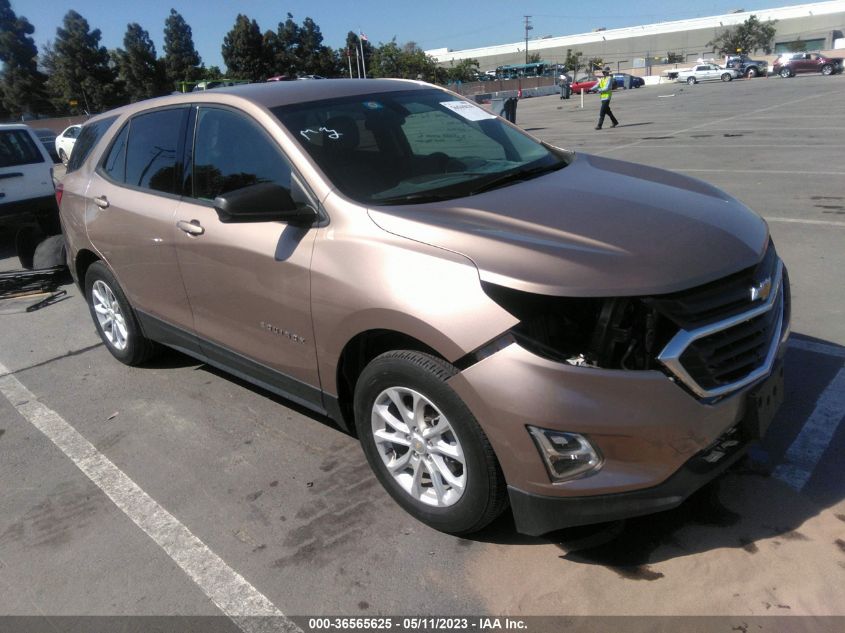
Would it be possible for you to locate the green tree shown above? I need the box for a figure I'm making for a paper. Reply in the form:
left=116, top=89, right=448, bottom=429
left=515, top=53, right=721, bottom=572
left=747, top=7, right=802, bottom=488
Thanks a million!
left=221, top=14, right=268, bottom=81
left=369, top=39, right=438, bottom=81
left=446, top=58, right=479, bottom=82
left=298, top=17, right=330, bottom=75
left=115, top=23, right=165, bottom=102
left=163, top=8, right=202, bottom=85
left=587, top=56, right=604, bottom=71
left=0, top=0, right=51, bottom=117
left=708, top=14, right=778, bottom=55
left=200, top=64, right=224, bottom=80
left=563, top=48, right=583, bottom=73
left=527, top=52, right=542, bottom=63
left=43, top=10, right=120, bottom=114
left=273, top=13, right=301, bottom=76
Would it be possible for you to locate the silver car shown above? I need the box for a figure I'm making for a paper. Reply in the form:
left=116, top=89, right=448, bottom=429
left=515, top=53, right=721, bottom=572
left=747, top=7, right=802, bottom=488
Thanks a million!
left=677, top=63, right=740, bottom=84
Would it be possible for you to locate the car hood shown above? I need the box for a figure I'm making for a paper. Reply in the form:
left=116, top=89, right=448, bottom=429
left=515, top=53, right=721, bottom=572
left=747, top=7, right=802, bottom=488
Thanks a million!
left=367, top=152, right=769, bottom=297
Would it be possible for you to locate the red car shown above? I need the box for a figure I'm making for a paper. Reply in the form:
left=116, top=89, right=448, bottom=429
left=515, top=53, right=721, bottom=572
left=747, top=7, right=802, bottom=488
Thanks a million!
left=773, top=52, right=844, bottom=77
left=570, top=77, right=599, bottom=93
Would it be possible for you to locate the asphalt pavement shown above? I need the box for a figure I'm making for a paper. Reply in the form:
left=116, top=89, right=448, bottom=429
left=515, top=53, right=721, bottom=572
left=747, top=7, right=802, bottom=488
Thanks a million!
left=0, top=74, right=843, bottom=627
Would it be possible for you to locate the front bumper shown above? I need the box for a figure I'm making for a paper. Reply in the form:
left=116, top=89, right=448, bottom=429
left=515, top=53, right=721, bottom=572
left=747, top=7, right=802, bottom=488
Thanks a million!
left=508, top=426, right=748, bottom=536
left=447, top=331, right=788, bottom=535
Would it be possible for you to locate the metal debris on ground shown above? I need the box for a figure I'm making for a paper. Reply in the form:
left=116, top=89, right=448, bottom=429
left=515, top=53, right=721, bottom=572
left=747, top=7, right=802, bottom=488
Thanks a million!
left=0, top=267, right=67, bottom=312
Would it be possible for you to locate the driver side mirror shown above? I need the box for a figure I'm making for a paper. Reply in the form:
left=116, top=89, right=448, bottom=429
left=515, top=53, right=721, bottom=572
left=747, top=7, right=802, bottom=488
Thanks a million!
left=214, top=182, right=317, bottom=225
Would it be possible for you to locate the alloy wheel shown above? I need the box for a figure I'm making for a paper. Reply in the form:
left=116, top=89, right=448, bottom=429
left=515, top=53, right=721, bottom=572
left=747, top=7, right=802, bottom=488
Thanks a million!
left=371, top=386, right=466, bottom=507
left=91, top=280, right=129, bottom=350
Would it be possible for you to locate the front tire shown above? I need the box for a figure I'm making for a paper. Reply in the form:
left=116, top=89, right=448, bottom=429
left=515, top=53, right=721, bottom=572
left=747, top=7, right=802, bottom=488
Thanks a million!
left=85, top=261, right=159, bottom=365
left=354, top=351, right=508, bottom=534
left=721, top=73, right=732, bottom=82
left=780, top=67, right=792, bottom=78
left=59, top=149, right=68, bottom=166
left=687, top=76, right=696, bottom=85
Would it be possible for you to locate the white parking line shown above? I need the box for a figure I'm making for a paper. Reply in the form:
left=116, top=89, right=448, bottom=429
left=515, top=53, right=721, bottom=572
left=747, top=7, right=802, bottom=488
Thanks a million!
left=766, top=218, right=845, bottom=228
left=772, top=365, right=845, bottom=491
left=0, top=360, right=299, bottom=633
left=675, top=169, right=845, bottom=176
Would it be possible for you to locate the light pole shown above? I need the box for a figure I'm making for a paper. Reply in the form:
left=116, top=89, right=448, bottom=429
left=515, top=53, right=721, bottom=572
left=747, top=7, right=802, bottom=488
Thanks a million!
left=524, top=15, right=533, bottom=65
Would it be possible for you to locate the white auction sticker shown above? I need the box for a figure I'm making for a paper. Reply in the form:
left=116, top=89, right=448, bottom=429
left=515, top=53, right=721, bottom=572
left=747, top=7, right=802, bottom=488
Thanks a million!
left=440, top=100, right=496, bottom=121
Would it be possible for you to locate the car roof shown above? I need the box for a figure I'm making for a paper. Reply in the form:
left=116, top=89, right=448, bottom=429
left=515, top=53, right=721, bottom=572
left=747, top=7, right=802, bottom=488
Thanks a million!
left=83, top=78, right=435, bottom=125
left=0, top=123, right=35, bottom=131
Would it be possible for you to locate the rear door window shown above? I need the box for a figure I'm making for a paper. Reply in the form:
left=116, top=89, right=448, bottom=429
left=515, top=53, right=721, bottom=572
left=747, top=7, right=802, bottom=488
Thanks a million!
left=0, top=130, right=44, bottom=167
left=124, top=108, right=187, bottom=195
left=66, top=117, right=118, bottom=173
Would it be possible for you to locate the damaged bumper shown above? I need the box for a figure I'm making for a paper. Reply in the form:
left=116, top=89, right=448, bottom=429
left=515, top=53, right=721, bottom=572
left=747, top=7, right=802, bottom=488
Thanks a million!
left=447, top=340, right=787, bottom=535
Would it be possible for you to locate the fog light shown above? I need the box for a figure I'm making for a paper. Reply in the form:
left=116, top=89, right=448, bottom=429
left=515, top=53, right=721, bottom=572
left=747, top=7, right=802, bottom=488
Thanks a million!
left=527, top=426, right=602, bottom=482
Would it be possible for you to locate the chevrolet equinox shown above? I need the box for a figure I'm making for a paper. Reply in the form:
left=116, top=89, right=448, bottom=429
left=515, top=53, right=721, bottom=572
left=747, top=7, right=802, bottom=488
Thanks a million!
left=59, top=80, right=789, bottom=535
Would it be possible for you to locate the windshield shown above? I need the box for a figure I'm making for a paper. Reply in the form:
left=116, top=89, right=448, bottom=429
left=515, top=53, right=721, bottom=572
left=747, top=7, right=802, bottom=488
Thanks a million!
left=272, top=89, right=568, bottom=205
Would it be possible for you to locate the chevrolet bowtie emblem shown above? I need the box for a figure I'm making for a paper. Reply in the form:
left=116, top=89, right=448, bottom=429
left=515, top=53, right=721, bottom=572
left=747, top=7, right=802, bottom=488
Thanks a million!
left=750, top=277, right=772, bottom=302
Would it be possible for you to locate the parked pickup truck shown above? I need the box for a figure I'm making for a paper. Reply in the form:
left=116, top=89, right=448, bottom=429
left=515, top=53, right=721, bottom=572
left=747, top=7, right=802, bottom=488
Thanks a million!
left=725, top=54, right=768, bottom=78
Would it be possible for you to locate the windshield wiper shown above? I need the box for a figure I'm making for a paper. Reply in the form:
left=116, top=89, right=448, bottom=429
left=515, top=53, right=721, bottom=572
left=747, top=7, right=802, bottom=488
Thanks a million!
left=466, top=161, right=567, bottom=196
left=372, top=191, right=464, bottom=205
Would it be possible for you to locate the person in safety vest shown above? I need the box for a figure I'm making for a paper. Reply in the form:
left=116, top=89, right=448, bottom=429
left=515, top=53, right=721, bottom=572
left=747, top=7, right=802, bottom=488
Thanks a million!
left=594, top=66, right=619, bottom=130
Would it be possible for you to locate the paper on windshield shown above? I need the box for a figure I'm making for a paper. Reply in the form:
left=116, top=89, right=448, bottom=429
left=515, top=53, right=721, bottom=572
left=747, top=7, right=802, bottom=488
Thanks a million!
left=440, top=101, right=496, bottom=121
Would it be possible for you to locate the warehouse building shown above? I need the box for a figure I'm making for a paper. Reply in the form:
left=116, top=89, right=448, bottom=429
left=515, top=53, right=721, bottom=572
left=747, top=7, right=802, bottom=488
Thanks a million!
left=426, top=1, right=845, bottom=74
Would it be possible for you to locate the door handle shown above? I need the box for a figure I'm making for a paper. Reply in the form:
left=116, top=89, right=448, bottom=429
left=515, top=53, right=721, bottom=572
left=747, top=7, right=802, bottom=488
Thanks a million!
left=177, top=219, right=205, bottom=236
left=93, top=195, right=109, bottom=209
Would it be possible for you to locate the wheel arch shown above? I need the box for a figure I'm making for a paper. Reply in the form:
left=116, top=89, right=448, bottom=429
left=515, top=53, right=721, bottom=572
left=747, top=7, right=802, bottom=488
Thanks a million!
left=334, top=328, right=447, bottom=434
left=74, top=248, right=101, bottom=290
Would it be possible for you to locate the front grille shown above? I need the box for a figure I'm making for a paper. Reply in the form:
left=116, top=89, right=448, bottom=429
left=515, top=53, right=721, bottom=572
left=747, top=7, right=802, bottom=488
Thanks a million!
left=678, top=289, right=782, bottom=390
left=647, top=242, right=778, bottom=328
left=654, top=242, right=787, bottom=399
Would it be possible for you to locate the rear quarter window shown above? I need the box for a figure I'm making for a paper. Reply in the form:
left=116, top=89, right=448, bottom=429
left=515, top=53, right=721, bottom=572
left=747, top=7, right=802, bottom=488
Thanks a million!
left=66, top=116, right=118, bottom=173
left=0, top=129, right=44, bottom=168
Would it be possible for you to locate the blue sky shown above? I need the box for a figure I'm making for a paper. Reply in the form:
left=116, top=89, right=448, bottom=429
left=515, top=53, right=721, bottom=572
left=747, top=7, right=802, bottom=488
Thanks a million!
left=18, top=0, right=798, bottom=69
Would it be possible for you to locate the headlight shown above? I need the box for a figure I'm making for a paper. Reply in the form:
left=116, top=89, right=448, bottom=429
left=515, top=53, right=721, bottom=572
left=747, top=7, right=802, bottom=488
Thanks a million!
left=528, top=426, right=602, bottom=482
left=480, top=282, right=676, bottom=370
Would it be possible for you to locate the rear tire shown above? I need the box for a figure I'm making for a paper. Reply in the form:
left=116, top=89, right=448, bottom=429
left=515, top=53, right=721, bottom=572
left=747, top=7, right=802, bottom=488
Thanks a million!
left=821, top=64, right=833, bottom=76
left=32, top=235, right=67, bottom=270
left=746, top=67, right=758, bottom=78
left=354, top=350, right=508, bottom=534
left=85, top=261, right=159, bottom=365
left=59, top=149, right=68, bottom=166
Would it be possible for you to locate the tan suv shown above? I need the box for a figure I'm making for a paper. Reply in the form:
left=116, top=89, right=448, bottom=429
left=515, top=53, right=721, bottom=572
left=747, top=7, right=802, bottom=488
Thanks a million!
left=59, top=80, right=789, bottom=535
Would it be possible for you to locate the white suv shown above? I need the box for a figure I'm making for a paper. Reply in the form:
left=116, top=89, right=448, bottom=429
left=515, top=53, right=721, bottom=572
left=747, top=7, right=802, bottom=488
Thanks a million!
left=0, top=124, right=58, bottom=233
